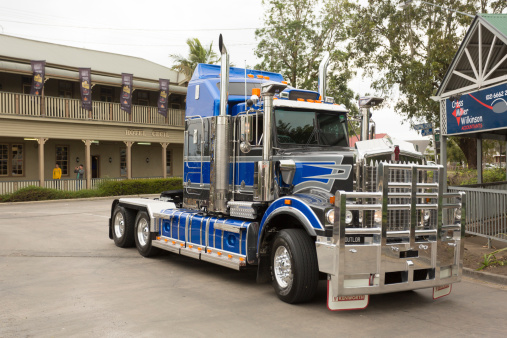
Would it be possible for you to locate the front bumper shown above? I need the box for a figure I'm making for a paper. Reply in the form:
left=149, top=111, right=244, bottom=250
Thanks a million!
left=316, top=163, right=465, bottom=297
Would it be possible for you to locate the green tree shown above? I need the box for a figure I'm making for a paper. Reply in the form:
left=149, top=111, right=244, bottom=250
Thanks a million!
left=170, top=38, right=219, bottom=81
left=255, top=0, right=358, bottom=115
left=345, top=0, right=506, bottom=168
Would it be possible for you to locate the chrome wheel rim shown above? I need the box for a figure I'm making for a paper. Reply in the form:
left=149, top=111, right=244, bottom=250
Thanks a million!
left=137, top=217, right=149, bottom=247
left=114, top=212, right=124, bottom=238
left=274, top=246, right=293, bottom=289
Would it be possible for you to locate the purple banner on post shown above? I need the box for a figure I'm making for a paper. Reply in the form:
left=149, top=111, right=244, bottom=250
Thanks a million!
left=30, top=60, right=45, bottom=96
left=158, top=79, right=170, bottom=116
left=79, top=68, right=92, bottom=111
left=121, top=73, right=133, bottom=114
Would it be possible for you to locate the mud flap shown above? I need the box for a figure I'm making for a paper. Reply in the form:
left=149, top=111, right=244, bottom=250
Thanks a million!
left=433, top=284, right=452, bottom=299
left=327, top=280, right=369, bottom=311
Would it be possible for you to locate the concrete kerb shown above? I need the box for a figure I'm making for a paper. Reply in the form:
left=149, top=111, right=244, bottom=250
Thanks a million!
left=0, top=193, right=160, bottom=205
left=463, top=267, right=507, bottom=285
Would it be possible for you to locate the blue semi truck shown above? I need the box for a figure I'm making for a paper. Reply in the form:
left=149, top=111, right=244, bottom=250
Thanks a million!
left=108, top=36, right=464, bottom=310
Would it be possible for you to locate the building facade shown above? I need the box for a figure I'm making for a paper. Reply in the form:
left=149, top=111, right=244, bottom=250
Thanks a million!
left=0, top=35, right=187, bottom=193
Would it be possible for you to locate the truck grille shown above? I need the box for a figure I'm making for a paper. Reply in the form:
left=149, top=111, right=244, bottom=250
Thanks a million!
left=361, top=161, right=438, bottom=233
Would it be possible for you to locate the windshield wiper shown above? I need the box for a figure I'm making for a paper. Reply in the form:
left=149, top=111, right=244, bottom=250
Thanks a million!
left=304, top=118, right=318, bottom=147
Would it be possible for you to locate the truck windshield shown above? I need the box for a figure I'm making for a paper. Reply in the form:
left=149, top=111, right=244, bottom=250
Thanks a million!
left=275, top=108, right=348, bottom=147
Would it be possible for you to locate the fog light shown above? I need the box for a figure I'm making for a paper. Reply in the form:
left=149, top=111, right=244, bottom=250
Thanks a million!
left=424, top=210, right=431, bottom=221
left=454, top=208, right=462, bottom=221
left=345, top=210, right=353, bottom=224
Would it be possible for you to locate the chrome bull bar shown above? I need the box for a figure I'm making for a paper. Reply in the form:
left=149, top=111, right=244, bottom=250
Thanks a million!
left=316, top=162, right=465, bottom=297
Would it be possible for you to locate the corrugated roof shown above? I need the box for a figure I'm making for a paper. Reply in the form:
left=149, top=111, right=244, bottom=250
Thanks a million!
left=480, top=13, right=507, bottom=37
left=0, top=34, right=182, bottom=83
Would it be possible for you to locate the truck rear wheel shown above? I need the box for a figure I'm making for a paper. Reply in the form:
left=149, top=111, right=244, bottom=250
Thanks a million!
left=112, top=206, right=135, bottom=248
left=134, top=211, right=160, bottom=257
left=270, top=229, right=319, bottom=304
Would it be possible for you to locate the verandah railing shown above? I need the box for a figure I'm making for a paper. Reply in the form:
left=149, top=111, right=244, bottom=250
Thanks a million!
left=0, top=91, right=185, bottom=127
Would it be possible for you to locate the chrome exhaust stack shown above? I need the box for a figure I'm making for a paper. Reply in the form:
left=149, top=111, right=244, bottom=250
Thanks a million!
left=318, top=51, right=330, bottom=100
left=209, top=34, right=231, bottom=213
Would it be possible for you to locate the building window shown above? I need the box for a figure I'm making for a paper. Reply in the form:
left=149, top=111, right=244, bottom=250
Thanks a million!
left=58, top=81, right=73, bottom=98
left=120, top=148, right=127, bottom=176
left=56, top=145, right=69, bottom=176
left=0, top=144, right=8, bottom=176
left=100, top=87, right=114, bottom=102
left=0, top=143, right=24, bottom=176
left=166, top=149, right=171, bottom=176
left=137, top=91, right=149, bottom=106
left=22, top=77, right=31, bottom=94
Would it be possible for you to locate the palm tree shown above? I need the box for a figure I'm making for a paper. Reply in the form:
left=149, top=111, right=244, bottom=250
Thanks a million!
left=170, top=38, right=219, bottom=81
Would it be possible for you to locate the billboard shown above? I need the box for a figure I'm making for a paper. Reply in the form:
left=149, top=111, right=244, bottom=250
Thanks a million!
left=445, top=81, right=507, bottom=135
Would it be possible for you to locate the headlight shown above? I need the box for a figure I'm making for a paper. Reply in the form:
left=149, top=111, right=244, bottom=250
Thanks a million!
left=345, top=210, right=353, bottom=224
left=326, top=209, right=335, bottom=224
left=454, top=208, right=462, bottom=221
left=424, top=210, right=431, bottom=221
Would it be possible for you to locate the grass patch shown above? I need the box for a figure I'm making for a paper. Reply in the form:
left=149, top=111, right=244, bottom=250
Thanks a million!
left=0, top=178, right=183, bottom=203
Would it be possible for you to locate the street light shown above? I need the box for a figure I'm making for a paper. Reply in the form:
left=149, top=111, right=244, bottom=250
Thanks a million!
left=398, top=0, right=475, bottom=18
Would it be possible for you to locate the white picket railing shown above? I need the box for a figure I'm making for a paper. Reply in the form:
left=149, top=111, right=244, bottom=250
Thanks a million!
left=0, top=91, right=185, bottom=127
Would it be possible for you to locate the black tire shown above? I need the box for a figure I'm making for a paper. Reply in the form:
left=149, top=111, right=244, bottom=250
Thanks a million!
left=270, top=229, right=319, bottom=304
left=134, top=211, right=160, bottom=257
left=112, top=206, right=135, bottom=248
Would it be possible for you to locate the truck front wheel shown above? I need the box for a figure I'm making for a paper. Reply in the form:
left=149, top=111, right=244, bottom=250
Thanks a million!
left=270, top=229, right=319, bottom=304
left=134, top=211, right=160, bottom=257
left=112, top=206, right=135, bottom=248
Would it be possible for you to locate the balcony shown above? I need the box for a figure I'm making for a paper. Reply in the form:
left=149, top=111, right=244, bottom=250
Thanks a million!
left=0, top=91, right=185, bottom=128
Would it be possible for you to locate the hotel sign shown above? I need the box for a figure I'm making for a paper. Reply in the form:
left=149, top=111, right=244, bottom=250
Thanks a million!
left=125, top=129, right=172, bottom=138
left=445, top=81, right=507, bottom=135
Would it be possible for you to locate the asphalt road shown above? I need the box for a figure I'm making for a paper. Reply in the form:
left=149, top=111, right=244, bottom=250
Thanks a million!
left=1, top=198, right=506, bottom=337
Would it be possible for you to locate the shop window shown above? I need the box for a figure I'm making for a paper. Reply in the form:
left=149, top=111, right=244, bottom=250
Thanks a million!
left=166, top=149, right=171, bottom=175
left=58, top=81, right=73, bottom=98
left=56, top=145, right=69, bottom=176
left=11, top=144, right=24, bottom=176
left=120, top=148, right=127, bottom=176
left=0, top=144, right=8, bottom=176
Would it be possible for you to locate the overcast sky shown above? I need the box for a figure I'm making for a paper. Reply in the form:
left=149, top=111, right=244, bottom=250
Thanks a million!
left=0, top=0, right=428, bottom=140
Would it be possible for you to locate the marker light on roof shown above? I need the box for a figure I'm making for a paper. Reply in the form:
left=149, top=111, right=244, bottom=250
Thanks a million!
left=257, top=75, right=263, bottom=79
left=281, top=81, right=288, bottom=84
left=307, top=99, right=314, bottom=103
left=263, top=76, right=270, bottom=80
left=247, top=74, right=254, bottom=78
left=297, top=98, right=304, bottom=101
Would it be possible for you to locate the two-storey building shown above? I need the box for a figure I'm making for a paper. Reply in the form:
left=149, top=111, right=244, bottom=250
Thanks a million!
left=0, top=35, right=187, bottom=193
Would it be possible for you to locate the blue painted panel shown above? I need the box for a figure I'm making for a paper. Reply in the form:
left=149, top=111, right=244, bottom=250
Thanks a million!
left=445, top=81, right=507, bottom=135
left=292, top=162, right=334, bottom=185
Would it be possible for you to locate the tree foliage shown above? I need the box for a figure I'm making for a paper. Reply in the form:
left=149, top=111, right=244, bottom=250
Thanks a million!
left=345, top=0, right=506, bottom=168
left=170, top=38, right=219, bottom=81
left=255, top=0, right=358, bottom=114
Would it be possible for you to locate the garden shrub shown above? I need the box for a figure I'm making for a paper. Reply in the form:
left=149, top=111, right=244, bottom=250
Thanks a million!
left=0, top=178, right=183, bottom=202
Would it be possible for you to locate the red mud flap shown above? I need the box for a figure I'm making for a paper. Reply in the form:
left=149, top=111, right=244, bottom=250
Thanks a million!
left=327, top=280, right=369, bottom=311
left=433, top=284, right=452, bottom=299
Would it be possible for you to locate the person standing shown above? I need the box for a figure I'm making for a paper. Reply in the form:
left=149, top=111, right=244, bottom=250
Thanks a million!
left=74, top=164, right=84, bottom=190
left=53, top=163, right=62, bottom=189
